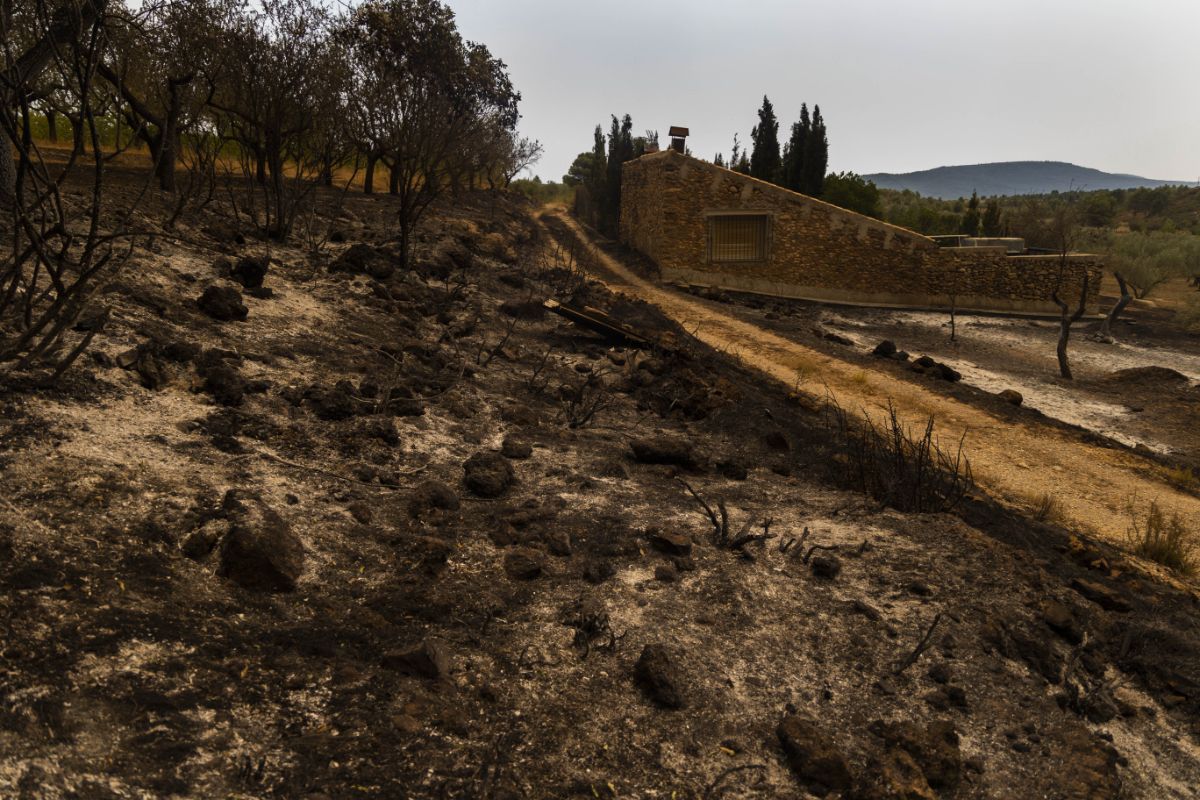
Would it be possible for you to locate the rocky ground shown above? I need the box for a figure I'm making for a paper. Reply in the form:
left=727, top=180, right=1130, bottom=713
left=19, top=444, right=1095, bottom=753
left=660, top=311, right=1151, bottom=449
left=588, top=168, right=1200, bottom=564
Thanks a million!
left=1, top=185, right=1199, bottom=799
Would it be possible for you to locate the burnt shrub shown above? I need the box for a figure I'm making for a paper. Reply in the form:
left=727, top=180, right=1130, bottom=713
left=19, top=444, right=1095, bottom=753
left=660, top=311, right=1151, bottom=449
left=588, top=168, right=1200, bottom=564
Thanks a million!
left=823, top=400, right=972, bottom=514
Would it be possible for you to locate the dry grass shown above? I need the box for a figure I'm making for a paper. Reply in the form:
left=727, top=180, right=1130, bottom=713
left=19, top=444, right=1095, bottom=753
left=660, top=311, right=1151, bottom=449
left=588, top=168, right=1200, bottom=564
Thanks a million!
left=1033, top=492, right=1063, bottom=523
left=1126, top=500, right=1198, bottom=576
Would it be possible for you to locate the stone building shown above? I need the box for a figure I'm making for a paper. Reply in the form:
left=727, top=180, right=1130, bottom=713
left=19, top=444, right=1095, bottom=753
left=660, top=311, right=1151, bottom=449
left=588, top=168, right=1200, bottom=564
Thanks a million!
left=619, top=149, right=1102, bottom=314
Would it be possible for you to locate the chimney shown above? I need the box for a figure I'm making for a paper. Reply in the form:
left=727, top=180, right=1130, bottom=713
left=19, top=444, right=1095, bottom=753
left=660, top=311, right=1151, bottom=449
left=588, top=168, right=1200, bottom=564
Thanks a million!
left=668, top=126, right=689, bottom=154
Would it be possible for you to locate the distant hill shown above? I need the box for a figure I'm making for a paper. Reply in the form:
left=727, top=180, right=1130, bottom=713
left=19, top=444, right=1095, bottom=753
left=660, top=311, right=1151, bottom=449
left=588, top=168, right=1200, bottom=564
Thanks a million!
left=864, top=161, right=1189, bottom=200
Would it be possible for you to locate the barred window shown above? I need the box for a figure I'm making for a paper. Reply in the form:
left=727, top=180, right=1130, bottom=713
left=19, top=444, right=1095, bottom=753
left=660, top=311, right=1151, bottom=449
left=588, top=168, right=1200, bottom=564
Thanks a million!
left=708, top=215, right=769, bottom=263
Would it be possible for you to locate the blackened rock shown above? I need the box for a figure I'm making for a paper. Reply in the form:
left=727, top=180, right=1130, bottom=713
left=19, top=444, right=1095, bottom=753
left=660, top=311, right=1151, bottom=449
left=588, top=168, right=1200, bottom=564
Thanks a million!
left=634, top=644, right=686, bottom=709
left=332, top=243, right=393, bottom=280
left=717, top=460, right=748, bottom=481
left=1041, top=599, right=1085, bottom=645
left=198, top=285, right=248, bottom=321
left=934, top=363, right=962, bottom=382
left=869, top=719, right=961, bottom=792
left=811, top=555, right=842, bottom=579
left=217, top=503, right=304, bottom=591
left=202, top=363, right=246, bottom=407
left=119, top=343, right=170, bottom=389
left=231, top=256, right=269, bottom=289
left=382, top=639, right=450, bottom=679
left=463, top=451, right=514, bottom=497
left=648, top=528, right=693, bottom=556
left=500, top=436, right=533, bottom=459
left=629, top=436, right=699, bottom=469
left=407, top=480, right=461, bottom=517
left=873, top=340, right=898, bottom=358
left=776, top=714, right=853, bottom=795
left=503, top=547, right=544, bottom=580
left=311, top=386, right=358, bottom=420
left=409, top=535, right=453, bottom=574
left=997, top=389, right=1024, bottom=406
left=582, top=558, right=615, bottom=584
left=1070, top=578, right=1131, bottom=613
left=162, top=340, right=200, bottom=363
left=858, top=749, right=936, bottom=800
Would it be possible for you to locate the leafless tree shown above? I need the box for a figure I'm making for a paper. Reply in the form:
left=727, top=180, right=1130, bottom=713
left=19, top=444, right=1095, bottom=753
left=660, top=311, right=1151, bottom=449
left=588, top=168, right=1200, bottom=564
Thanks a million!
left=1046, top=200, right=1088, bottom=380
left=1, top=0, right=151, bottom=379
left=1096, top=272, right=1131, bottom=343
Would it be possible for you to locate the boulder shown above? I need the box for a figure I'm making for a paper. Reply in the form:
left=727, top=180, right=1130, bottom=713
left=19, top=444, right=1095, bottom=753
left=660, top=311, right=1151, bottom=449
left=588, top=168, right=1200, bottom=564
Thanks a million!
left=198, top=285, right=248, bottom=321
left=634, top=644, right=687, bottom=709
left=407, top=480, right=461, bottom=517
left=201, top=363, right=246, bottom=407
left=503, top=547, right=544, bottom=580
left=868, top=719, right=961, bottom=792
left=230, top=256, right=269, bottom=289
left=629, top=436, right=699, bottom=469
left=777, top=714, right=853, bottom=795
left=872, top=340, right=898, bottom=358
left=997, top=389, right=1023, bottom=406
left=648, top=528, right=693, bottom=557
left=500, top=436, right=533, bottom=459
left=217, top=503, right=304, bottom=591
left=331, top=243, right=393, bottom=280
left=811, top=554, right=842, bottom=579
left=382, top=638, right=450, bottom=679
left=463, top=451, right=515, bottom=497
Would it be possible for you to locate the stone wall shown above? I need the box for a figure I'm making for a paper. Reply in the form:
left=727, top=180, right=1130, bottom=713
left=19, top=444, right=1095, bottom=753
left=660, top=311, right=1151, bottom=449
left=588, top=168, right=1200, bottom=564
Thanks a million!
left=619, top=150, right=1103, bottom=314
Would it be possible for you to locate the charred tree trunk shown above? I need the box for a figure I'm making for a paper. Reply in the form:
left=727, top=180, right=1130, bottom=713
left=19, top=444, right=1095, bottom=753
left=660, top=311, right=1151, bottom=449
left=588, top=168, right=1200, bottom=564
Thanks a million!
left=45, top=109, right=57, bottom=143
left=0, top=125, right=15, bottom=209
left=1052, top=271, right=1090, bottom=380
left=363, top=153, right=376, bottom=194
left=389, top=162, right=400, bottom=195
left=1098, top=272, right=1131, bottom=342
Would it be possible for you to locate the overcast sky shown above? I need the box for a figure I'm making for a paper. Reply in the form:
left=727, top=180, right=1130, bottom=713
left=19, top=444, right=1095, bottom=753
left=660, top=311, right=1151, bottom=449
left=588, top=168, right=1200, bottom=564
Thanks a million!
left=448, top=0, right=1200, bottom=183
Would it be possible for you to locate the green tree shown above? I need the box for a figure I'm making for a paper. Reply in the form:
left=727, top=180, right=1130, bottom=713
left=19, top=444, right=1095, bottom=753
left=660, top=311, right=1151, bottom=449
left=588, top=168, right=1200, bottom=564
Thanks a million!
left=981, top=197, right=1004, bottom=236
left=602, top=114, right=634, bottom=236
left=781, top=103, right=809, bottom=193
left=749, top=95, right=781, bottom=183
left=960, top=191, right=981, bottom=236
left=822, top=172, right=881, bottom=218
left=800, top=104, right=827, bottom=195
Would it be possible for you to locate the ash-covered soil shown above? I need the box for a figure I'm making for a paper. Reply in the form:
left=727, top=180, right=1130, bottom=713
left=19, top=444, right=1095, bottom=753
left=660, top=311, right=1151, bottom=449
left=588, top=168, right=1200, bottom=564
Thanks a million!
left=1, top=188, right=1199, bottom=799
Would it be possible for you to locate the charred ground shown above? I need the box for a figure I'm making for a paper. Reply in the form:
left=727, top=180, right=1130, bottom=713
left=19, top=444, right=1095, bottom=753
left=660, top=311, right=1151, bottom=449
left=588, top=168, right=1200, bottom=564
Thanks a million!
left=0, top=182, right=1198, bottom=799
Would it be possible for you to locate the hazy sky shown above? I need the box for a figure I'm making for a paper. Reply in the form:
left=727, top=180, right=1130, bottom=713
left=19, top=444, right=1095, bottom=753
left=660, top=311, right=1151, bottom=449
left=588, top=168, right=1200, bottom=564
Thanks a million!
left=448, top=0, right=1200, bottom=183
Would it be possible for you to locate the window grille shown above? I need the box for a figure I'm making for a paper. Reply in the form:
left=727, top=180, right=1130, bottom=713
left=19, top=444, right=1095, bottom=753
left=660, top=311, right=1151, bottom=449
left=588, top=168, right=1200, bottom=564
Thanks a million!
left=708, top=215, right=769, bottom=263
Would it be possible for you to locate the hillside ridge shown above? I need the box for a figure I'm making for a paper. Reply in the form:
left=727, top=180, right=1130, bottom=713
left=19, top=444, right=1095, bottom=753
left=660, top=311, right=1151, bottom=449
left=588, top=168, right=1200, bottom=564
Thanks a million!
left=865, top=160, right=1189, bottom=199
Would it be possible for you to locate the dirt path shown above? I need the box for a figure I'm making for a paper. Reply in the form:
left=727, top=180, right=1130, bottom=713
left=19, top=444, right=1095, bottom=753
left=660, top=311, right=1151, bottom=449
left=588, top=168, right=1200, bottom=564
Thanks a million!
left=548, top=210, right=1200, bottom=556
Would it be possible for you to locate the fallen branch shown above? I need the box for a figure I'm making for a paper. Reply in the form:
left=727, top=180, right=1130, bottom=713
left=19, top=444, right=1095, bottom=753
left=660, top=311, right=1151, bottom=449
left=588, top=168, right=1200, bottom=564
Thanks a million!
left=893, top=612, right=943, bottom=675
left=255, top=449, right=426, bottom=490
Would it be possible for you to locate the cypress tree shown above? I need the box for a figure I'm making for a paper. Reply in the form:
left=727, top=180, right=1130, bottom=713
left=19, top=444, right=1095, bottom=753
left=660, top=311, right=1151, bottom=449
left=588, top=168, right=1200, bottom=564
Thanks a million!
left=801, top=105, right=828, bottom=196
left=981, top=198, right=1004, bottom=236
left=961, top=191, right=982, bottom=236
left=749, top=95, right=781, bottom=183
left=603, top=114, right=634, bottom=236
left=782, top=104, right=809, bottom=193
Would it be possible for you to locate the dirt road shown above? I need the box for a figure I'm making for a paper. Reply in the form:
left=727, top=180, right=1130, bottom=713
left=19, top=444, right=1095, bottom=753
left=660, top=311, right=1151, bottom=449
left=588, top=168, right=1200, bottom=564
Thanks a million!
left=548, top=210, right=1200, bottom=557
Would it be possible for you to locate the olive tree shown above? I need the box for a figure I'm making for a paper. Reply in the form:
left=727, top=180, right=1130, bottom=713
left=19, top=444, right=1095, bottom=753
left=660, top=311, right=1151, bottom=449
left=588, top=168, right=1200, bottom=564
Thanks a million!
left=339, top=0, right=520, bottom=266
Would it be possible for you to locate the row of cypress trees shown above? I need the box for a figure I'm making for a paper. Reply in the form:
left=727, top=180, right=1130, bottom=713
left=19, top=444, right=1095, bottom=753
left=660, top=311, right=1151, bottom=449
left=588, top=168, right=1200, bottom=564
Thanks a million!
left=717, top=96, right=829, bottom=197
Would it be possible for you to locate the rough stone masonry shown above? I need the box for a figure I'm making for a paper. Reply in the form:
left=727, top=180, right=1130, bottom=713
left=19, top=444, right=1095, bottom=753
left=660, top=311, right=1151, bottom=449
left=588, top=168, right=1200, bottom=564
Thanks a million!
left=619, top=149, right=1102, bottom=315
